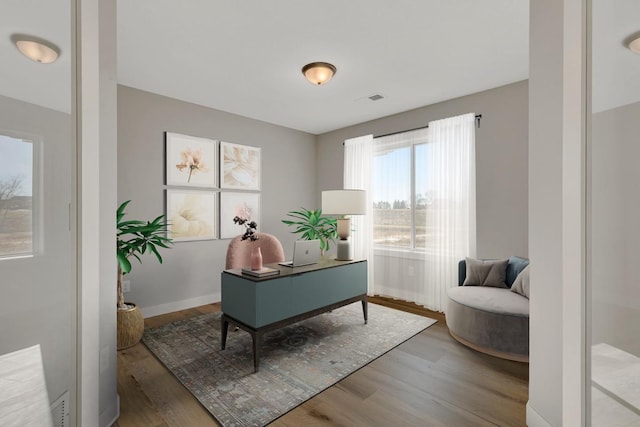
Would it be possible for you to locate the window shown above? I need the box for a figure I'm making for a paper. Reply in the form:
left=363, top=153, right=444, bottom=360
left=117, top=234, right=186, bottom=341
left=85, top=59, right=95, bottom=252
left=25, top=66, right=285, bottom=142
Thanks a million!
left=372, top=128, right=430, bottom=250
left=345, top=113, right=476, bottom=311
left=0, top=134, right=35, bottom=257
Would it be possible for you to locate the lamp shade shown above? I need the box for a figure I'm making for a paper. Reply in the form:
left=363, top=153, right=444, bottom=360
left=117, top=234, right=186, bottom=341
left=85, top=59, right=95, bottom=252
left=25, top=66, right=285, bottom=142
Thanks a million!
left=630, top=36, right=640, bottom=54
left=14, top=39, right=59, bottom=64
left=321, top=190, right=367, bottom=215
left=302, top=62, right=336, bottom=85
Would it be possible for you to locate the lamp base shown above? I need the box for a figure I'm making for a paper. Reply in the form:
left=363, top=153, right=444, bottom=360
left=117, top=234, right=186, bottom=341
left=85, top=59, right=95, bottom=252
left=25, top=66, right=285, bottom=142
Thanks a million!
left=337, top=217, right=351, bottom=240
left=336, top=239, right=352, bottom=261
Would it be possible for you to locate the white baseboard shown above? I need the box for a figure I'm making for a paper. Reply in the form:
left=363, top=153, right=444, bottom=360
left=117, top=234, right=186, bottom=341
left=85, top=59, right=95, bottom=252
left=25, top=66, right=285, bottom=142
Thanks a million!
left=527, top=401, right=553, bottom=427
left=141, top=293, right=221, bottom=318
left=100, top=394, right=119, bottom=427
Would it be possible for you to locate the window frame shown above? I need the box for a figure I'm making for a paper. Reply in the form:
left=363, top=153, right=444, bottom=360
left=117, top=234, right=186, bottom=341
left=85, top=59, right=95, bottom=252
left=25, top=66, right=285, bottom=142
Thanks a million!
left=0, top=129, right=43, bottom=260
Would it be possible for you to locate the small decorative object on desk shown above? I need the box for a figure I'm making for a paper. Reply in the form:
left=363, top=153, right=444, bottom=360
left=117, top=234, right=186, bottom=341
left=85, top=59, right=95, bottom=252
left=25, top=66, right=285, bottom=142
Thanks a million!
left=241, top=266, right=280, bottom=277
left=251, top=246, right=263, bottom=270
left=233, top=216, right=263, bottom=270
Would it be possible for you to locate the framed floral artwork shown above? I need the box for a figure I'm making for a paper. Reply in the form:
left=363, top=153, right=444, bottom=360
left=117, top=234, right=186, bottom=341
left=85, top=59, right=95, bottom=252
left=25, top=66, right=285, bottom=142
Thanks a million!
left=166, top=132, right=217, bottom=188
left=220, top=141, right=261, bottom=190
left=220, top=192, right=261, bottom=239
left=166, top=189, right=217, bottom=241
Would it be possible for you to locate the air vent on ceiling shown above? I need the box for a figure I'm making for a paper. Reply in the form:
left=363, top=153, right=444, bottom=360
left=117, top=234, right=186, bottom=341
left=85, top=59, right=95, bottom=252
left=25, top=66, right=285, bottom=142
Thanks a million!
left=368, top=94, right=384, bottom=101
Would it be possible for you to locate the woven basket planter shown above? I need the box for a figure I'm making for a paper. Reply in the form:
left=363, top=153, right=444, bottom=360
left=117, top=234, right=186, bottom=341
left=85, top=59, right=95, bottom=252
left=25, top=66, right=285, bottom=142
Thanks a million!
left=117, top=303, right=144, bottom=350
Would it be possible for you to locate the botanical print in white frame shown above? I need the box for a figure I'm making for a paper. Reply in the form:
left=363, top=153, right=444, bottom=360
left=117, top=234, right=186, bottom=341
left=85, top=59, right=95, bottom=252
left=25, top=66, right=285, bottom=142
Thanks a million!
left=220, top=141, right=261, bottom=190
left=166, top=132, right=217, bottom=188
left=220, top=192, right=261, bottom=239
left=166, top=189, right=217, bottom=241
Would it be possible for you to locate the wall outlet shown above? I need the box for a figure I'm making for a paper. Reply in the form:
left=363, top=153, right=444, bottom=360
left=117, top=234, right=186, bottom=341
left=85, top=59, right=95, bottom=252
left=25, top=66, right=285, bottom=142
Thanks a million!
left=407, top=266, right=415, bottom=277
left=122, top=280, right=130, bottom=293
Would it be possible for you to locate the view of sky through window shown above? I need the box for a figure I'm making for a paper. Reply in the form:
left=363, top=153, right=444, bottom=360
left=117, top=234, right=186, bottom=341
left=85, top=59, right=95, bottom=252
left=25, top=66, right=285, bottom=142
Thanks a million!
left=373, top=142, right=433, bottom=248
left=0, top=134, right=34, bottom=257
left=0, top=135, right=32, bottom=196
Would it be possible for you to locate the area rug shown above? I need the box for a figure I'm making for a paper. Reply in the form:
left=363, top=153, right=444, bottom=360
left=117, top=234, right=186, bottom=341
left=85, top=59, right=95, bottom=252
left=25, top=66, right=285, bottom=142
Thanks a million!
left=142, top=302, right=436, bottom=427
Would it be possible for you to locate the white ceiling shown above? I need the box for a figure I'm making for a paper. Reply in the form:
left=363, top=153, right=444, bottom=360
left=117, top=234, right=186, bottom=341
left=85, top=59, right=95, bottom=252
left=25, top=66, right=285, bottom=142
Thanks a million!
left=3, top=1, right=637, bottom=134
left=0, top=0, right=71, bottom=114
left=591, top=0, right=640, bottom=113
left=117, top=1, right=530, bottom=134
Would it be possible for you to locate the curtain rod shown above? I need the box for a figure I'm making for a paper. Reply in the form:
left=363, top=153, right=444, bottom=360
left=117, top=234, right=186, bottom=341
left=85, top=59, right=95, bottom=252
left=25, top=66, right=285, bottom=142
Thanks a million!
left=373, top=114, right=482, bottom=139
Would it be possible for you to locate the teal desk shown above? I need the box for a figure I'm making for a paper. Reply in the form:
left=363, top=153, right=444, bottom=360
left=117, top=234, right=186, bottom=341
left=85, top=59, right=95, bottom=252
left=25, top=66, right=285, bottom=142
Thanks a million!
left=221, top=258, right=367, bottom=372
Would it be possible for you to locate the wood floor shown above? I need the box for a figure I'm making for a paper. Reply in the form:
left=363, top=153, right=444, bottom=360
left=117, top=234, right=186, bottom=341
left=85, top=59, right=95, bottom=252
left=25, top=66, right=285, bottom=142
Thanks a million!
left=114, top=300, right=528, bottom=427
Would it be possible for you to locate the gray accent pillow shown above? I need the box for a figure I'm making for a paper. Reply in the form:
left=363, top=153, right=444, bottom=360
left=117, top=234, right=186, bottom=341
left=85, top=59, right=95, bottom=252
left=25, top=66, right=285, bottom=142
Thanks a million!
left=462, top=257, right=509, bottom=288
left=511, top=265, right=530, bottom=298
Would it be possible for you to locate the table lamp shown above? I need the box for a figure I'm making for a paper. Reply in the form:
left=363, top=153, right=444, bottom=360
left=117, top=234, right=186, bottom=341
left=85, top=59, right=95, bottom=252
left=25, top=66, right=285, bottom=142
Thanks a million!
left=321, top=189, right=367, bottom=260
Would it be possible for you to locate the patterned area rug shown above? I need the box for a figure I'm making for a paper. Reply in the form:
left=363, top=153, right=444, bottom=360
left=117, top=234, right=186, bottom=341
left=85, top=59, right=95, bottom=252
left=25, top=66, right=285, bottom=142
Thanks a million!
left=142, top=302, right=436, bottom=427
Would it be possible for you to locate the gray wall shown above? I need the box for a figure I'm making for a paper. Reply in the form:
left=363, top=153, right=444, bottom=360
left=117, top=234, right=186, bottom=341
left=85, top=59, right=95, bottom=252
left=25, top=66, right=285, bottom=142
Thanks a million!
left=529, top=0, right=564, bottom=424
left=591, top=101, right=640, bottom=356
left=98, top=0, right=119, bottom=423
left=0, top=95, right=74, bottom=414
left=118, top=81, right=529, bottom=315
left=316, top=80, right=529, bottom=259
left=117, top=86, right=317, bottom=315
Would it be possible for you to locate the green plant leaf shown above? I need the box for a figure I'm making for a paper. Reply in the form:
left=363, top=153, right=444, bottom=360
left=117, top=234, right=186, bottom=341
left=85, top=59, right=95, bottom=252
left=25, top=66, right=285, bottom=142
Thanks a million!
left=147, top=243, right=163, bottom=264
left=117, top=253, right=132, bottom=274
left=154, top=240, right=171, bottom=249
left=281, top=207, right=338, bottom=253
left=116, top=200, right=173, bottom=278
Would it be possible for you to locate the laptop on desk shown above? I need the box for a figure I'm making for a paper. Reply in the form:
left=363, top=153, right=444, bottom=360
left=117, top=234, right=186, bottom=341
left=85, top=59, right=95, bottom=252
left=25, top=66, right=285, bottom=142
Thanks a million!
left=279, top=239, right=321, bottom=267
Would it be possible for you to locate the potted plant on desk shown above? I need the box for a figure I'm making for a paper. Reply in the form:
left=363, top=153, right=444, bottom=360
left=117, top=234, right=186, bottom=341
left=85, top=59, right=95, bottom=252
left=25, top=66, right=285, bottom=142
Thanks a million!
left=281, top=208, right=337, bottom=256
left=116, top=200, right=173, bottom=349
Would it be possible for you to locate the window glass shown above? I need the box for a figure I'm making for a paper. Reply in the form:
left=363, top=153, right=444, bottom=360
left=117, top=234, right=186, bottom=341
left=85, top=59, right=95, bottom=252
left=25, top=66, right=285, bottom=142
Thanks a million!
left=0, top=135, right=34, bottom=257
left=373, top=146, right=411, bottom=247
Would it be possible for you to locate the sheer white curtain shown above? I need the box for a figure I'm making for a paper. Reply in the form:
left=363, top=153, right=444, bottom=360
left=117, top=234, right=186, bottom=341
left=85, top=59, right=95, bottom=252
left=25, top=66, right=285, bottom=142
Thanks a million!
left=344, top=113, right=476, bottom=312
left=370, top=128, right=430, bottom=302
left=422, top=113, right=476, bottom=311
left=343, top=135, right=374, bottom=294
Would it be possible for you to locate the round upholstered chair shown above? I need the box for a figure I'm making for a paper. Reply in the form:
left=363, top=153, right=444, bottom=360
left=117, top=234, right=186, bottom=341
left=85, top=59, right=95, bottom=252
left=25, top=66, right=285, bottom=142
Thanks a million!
left=445, top=256, right=530, bottom=362
left=225, top=232, right=285, bottom=269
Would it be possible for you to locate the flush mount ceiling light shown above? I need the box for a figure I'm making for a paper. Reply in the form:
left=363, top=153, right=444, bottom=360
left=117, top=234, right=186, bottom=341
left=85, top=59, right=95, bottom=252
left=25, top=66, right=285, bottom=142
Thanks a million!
left=301, top=62, right=336, bottom=86
left=630, top=36, right=640, bottom=54
left=11, top=35, right=60, bottom=64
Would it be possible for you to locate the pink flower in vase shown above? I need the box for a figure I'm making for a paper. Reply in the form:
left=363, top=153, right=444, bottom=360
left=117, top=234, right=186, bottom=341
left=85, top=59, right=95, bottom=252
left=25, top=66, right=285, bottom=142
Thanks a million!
left=233, top=216, right=261, bottom=270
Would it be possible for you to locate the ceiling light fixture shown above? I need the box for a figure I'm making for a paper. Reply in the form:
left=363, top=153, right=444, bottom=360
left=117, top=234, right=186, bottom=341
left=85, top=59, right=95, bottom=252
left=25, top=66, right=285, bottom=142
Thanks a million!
left=12, top=35, right=60, bottom=64
left=630, top=36, right=640, bottom=54
left=301, top=62, right=336, bottom=86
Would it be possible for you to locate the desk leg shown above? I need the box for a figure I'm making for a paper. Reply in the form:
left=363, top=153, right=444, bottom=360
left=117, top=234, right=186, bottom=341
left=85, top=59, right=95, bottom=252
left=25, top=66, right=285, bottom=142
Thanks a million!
left=221, top=315, right=229, bottom=350
left=252, top=331, right=262, bottom=373
left=362, top=299, right=368, bottom=324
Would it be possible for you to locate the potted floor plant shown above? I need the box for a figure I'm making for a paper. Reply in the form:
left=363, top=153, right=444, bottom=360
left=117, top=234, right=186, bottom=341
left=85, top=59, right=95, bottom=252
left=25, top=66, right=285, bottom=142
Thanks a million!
left=116, top=200, right=172, bottom=349
left=282, top=208, right=337, bottom=256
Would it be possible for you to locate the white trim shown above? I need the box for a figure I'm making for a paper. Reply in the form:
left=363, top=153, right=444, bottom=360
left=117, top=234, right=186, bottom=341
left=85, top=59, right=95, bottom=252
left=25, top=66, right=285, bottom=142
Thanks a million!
left=110, top=395, right=120, bottom=426
left=563, top=0, right=588, bottom=424
left=527, top=402, right=553, bottom=427
left=78, top=0, right=119, bottom=425
left=100, top=395, right=119, bottom=427
left=32, top=135, right=44, bottom=256
left=78, top=0, right=101, bottom=424
left=141, top=292, right=221, bottom=318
